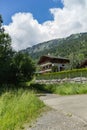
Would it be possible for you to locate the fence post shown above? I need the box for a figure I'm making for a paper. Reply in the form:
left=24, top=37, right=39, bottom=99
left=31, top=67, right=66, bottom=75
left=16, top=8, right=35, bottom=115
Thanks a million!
left=80, top=72, right=82, bottom=83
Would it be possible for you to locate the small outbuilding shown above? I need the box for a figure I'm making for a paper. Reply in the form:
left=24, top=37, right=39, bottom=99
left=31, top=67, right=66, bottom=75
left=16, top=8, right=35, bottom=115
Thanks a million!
left=37, top=55, right=70, bottom=73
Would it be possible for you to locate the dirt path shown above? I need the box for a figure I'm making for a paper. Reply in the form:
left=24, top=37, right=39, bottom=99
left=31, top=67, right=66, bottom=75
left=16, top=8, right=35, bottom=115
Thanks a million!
left=26, top=94, right=87, bottom=130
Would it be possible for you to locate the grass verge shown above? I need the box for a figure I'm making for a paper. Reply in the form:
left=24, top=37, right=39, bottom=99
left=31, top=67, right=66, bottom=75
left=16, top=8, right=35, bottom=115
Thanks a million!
left=44, top=83, right=87, bottom=95
left=0, top=87, right=45, bottom=130
left=32, top=83, right=87, bottom=95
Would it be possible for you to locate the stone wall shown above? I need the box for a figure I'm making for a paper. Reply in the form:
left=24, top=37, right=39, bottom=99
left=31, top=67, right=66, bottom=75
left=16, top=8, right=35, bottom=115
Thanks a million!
left=36, top=77, right=87, bottom=84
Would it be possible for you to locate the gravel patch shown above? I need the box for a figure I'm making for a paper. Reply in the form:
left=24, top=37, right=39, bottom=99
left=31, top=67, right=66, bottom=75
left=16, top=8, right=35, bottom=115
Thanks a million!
left=26, top=109, right=87, bottom=130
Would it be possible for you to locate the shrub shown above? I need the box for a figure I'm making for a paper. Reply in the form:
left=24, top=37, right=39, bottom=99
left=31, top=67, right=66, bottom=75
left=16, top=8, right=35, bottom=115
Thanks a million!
left=36, top=68, right=87, bottom=80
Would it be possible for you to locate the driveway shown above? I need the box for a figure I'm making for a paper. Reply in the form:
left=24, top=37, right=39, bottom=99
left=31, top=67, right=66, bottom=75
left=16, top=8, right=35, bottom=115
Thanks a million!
left=40, top=94, right=87, bottom=122
left=27, top=94, right=87, bottom=130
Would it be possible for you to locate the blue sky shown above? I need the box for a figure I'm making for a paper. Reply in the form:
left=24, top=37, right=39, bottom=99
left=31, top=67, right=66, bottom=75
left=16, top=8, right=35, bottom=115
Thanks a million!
left=0, top=0, right=63, bottom=25
left=1, top=0, right=87, bottom=50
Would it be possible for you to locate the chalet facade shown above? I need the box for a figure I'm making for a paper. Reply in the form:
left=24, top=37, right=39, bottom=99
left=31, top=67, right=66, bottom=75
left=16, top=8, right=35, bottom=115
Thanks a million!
left=38, top=55, right=70, bottom=73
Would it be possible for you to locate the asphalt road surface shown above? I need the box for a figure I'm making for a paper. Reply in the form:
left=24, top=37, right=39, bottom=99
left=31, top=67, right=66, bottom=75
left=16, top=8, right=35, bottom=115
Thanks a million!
left=40, top=94, right=87, bottom=122
left=26, top=94, right=87, bottom=130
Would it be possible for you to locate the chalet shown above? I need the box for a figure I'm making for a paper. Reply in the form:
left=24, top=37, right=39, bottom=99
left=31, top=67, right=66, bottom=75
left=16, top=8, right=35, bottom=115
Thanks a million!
left=37, top=55, right=70, bottom=73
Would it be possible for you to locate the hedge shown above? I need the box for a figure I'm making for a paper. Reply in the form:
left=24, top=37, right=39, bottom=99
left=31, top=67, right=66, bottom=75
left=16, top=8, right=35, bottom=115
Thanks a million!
left=36, top=68, right=87, bottom=80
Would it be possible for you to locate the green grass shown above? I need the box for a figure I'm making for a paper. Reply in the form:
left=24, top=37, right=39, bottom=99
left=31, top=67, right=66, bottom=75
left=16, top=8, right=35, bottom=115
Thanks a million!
left=48, top=83, right=87, bottom=95
left=1, top=82, right=87, bottom=130
left=39, top=83, right=87, bottom=95
left=0, top=87, right=45, bottom=130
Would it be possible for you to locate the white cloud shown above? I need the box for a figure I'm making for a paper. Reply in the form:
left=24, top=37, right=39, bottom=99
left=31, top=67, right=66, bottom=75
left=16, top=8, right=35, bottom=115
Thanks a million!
left=5, top=0, right=87, bottom=50
left=62, top=0, right=87, bottom=9
left=5, top=13, right=51, bottom=50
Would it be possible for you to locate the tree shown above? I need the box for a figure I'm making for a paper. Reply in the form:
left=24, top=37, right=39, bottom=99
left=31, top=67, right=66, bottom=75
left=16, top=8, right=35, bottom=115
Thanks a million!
left=0, top=15, right=35, bottom=84
left=10, top=52, right=36, bottom=83
left=0, top=15, right=14, bottom=84
left=69, top=52, right=85, bottom=69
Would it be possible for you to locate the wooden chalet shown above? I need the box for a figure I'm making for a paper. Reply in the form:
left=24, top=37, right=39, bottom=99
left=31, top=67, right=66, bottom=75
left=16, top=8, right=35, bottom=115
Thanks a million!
left=37, top=55, right=70, bottom=73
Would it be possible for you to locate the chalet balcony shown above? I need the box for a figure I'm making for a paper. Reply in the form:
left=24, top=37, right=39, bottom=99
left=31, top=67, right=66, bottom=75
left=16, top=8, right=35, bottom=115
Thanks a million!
left=39, top=68, right=52, bottom=73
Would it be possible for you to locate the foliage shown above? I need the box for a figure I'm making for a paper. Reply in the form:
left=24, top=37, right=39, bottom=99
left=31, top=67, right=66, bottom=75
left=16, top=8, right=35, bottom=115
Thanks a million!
left=44, top=83, right=87, bottom=95
left=0, top=15, right=36, bottom=84
left=10, top=52, right=36, bottom=84
left=36, top=68, right=87, bottom=80
left=52, top=66, right=58, bottom=72
left=0, top=86, right=45, bottom=130
left=26, top=83, right=87, bottom=95
left=0, top=15, right=14, bottom=84
left=29, top=83, right=51, bottom=93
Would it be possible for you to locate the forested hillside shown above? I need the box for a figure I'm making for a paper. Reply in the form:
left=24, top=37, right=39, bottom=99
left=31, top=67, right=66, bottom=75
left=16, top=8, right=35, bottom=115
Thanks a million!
left=22, top=32, right=87, bottom=68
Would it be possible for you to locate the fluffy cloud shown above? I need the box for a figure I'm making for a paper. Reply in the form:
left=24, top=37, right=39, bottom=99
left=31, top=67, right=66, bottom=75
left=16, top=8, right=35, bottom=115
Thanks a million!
left=5, top=13, right=51, bottom=50
left=5, top=0, right=87, bottom=50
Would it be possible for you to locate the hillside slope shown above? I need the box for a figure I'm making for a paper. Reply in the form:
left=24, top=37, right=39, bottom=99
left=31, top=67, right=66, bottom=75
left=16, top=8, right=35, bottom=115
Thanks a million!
left=22, top=32, right=87, bottom=64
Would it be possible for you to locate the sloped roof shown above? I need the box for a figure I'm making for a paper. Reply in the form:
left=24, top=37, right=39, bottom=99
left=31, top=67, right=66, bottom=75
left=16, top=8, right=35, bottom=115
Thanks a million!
left=38, top=55, right=70, bottom=65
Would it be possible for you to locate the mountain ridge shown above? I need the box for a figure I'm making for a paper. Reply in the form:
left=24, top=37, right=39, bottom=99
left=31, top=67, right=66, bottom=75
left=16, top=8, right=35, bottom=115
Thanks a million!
left=21, top=32, right=87, bottom=64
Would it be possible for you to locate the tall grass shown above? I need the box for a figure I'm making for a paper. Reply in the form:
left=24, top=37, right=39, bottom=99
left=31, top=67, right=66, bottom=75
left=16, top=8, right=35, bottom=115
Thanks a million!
left=1, top=82, right=86, bottom=130
left=54, top=83, right=87, bottom=95
left=44, top=83, right=87, bottom=95
left=0, top=87, right=45, bottom=130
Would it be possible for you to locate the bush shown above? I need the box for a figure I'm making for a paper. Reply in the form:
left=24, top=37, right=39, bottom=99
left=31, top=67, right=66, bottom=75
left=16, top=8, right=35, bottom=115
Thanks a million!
left=36, top=68, right=87, bottom=80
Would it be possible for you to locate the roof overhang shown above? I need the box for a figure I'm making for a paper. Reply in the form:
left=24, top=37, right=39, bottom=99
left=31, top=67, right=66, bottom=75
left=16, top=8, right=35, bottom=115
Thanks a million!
left=38, top=55, right=70, bottom=65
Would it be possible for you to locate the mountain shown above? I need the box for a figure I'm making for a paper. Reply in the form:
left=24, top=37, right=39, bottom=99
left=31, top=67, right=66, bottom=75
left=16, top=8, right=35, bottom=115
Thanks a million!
left=21, top=32, right=87, bottom=64
left=22, top=38, right=64, bottom=58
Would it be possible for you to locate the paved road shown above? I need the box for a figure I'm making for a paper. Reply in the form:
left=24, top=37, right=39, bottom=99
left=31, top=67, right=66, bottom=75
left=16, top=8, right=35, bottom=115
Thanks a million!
left=40, top=94, right=87, bottom=122
left=26, top=94, right=87, bottom=130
